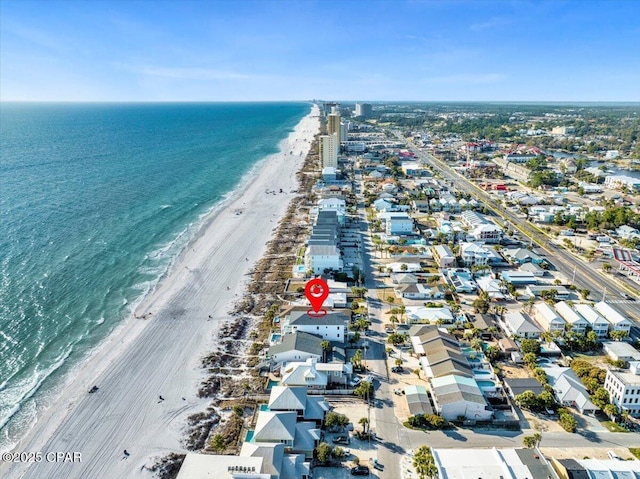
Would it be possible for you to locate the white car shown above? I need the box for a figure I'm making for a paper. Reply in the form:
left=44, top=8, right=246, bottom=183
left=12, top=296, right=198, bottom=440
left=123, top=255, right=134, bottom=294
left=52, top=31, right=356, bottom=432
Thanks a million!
left=363, top=375, right=374, bottom=384
left=349, top=377, right=361, bottom=387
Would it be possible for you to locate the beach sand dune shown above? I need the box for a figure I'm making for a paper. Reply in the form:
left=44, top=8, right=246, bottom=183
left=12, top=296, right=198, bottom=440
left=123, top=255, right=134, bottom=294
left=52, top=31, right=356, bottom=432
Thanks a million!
left=2, top=106, right=320, bottom=479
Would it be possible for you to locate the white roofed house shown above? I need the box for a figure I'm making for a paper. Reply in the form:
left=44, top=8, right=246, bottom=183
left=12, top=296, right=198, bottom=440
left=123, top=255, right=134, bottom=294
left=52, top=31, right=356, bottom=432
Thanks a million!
left=430, top=375, right=493, bottom=421
left=594, top=301, right=632, bottom=336
left=545, top=367, right=599, bottom=415
left=280, top=358, right=328, bottom=389
left=555, top=301, right=589, bottom=335
left=268, top=331, right=323, bottom=368
left=304, top=244, right=342, bottom=275
left=573, top=303, right=610, bottom=338
left=316, top=198, right=346, bottom=225
left=379, top=211, right=414, bottom=235
left=396, top=283, right=444, bottom=300
left=433, top=244, right=455, bottom=268
left=405, top=306, right=454, bottom=325
left=532, top=302, right=566, bottom=334
left=502, top=312, right=542, bottom=339
left=281, top=310, right=349, bottom=343
left=268, top=386, right=330, bottom=425
left=459, top=242, right=490, bottom=267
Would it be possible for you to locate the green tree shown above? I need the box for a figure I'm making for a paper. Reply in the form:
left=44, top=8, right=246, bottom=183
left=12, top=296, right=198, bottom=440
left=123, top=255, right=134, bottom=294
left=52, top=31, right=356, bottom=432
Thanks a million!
left=354, top=381, right=374, bottom=400
left=331, top=446, right=345, bottom=461
left=515, top=390, right=540, bottom=410
left=520, top=339, right=541, bottom=355
left=321, top=340, right=332, bottom=362
left=413, top=446, right=438, bottom=479
left=351, top=349, right=363, bottom=370
left=524, top=352, right=538, bottom=368
left=413, top=368, right=421, bottom=379
left=325, top=411, right=350, bottom=431
left=395, top=358, right=403, bottom=366
left=485, top=345, right=501, bottom=362
left=358, top=417, right=370, bottom=434
left=610, top=330, right=629, bottom=341
left=315, top=442, right=332, bottom=463
left=210, top=433, right=225, bottom=453
left=559, top=410, right=578, bottom=433
left=523, top=433, right=541, bottom=448
left=604, top=403, right=618, bottom=421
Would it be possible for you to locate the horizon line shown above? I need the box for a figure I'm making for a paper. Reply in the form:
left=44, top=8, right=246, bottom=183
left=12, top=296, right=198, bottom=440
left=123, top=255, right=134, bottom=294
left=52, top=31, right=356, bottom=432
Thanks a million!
left=2, top=99, right=639, bottom=106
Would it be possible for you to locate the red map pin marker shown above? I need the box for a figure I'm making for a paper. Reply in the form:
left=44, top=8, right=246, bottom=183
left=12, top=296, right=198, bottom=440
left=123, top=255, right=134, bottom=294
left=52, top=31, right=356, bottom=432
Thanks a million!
left=305, top=278, right=330, bottom=314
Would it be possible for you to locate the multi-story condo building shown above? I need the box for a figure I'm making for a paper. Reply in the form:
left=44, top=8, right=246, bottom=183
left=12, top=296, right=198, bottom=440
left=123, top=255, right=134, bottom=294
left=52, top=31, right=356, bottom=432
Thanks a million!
left=604, top=362, right=640, bottom=417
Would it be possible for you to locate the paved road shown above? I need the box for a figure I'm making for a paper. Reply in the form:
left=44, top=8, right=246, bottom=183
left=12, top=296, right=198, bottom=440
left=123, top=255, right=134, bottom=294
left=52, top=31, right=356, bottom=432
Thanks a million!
left=349, top=165, right=639, bottom=477
left=401, top=139, right=640, bottom=325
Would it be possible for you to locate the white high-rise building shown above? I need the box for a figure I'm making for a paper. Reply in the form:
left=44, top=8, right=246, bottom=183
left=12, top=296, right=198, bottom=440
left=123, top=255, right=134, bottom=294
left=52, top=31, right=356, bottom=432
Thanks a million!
left=355, top=103, right=372, bottom=118
left=319, top=134, right=338, bottom=169
left=340, top=121, right=349, bottom=142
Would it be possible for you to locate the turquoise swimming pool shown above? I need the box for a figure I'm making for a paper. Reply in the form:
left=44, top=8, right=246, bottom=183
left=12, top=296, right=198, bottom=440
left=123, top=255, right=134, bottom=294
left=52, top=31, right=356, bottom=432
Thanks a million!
left=477, top=380, right=497, bottom=389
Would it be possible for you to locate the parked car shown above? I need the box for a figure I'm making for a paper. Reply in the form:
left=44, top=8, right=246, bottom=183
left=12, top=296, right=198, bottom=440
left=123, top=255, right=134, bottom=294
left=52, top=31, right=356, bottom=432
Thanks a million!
left=349, top=377, right=361, bottom=387
left=332, top=435, right=349, bottom=445
left=373, top=459, right=384, bottom=470
left=351, top=465, right=370, bottom=476
left=363, top=375, right=374, bottom=384
left=608, top=451, right=621, bottom=460
left=391, top=366, right=403, bottom=373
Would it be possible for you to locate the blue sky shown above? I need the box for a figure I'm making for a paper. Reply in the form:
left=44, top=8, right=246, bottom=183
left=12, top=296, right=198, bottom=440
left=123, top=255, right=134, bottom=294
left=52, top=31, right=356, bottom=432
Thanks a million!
left=1, top=0, right=639, bottom=102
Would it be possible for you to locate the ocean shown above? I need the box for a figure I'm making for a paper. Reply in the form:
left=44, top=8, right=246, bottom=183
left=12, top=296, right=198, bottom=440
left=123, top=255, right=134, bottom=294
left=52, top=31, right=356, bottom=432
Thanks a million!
left=0, top=102, right=309, bottom=450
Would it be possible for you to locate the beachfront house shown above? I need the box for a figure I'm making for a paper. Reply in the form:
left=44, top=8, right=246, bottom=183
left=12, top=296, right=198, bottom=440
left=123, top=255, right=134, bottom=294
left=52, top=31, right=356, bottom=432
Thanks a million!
left=280, top=358, right=328, bottom=389
left=280, top=309, right=348, bottom=343
left=268, top=386, right=330, bottom=425
left=304, top=245, right=342, bottom=274
left=268, top=331, right=323, bottom=367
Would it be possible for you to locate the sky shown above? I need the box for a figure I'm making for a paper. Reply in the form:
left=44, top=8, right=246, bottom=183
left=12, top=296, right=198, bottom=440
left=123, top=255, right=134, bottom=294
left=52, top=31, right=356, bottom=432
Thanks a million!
left=1, top=0, right=639, bottom=102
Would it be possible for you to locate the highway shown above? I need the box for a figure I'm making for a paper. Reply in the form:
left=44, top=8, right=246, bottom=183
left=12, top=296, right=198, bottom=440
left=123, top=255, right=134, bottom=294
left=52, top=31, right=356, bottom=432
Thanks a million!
left=402, top=138, right=637, bottom=306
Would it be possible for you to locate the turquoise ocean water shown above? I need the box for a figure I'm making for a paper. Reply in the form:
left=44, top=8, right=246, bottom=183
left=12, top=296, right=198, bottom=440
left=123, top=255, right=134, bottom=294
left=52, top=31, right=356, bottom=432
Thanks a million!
left=0, top=102, right=309, bottom=449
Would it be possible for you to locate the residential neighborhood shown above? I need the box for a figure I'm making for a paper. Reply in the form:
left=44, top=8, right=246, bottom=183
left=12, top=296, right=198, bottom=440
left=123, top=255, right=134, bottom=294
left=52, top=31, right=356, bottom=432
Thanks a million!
left=175, top=102, right=640, bottom=479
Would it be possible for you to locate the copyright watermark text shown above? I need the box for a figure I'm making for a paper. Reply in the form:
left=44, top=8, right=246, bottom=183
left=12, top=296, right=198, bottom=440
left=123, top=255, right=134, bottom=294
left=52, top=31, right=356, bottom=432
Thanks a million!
left=2, top=451, right=82, bottom=463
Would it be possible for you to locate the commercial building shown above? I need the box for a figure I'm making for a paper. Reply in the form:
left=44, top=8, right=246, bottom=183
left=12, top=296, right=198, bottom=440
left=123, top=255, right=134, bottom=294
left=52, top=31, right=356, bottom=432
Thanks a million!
left=604, top=361, right=640, bottom=417
left=432, top=447, right=559, bottom=479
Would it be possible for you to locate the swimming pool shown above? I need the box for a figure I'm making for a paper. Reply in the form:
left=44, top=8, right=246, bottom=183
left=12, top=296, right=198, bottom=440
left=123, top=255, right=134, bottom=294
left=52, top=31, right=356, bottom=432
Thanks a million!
left=477, top=380, right=497, bottom=389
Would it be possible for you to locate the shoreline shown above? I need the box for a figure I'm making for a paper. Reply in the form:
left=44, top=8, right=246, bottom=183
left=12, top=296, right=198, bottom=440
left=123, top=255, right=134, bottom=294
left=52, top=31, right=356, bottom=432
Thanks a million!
left=1, top=104, right=320, bottom=479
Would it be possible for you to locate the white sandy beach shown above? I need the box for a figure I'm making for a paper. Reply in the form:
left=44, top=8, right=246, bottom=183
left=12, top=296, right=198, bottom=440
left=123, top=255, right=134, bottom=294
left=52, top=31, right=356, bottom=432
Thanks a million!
left=1, top=105, right=320, bottom=479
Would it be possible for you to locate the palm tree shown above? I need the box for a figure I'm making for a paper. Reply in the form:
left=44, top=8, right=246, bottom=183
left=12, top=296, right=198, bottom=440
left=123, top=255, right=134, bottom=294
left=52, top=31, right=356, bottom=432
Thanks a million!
left=602, top=263, right=612, bottom=273
left=321, top=340, right=332, bottom=362
left=471, top=338, right=483, bottom=352
left=399, top=305, right=406, bottom=324
left=358, top=417, right=369, bottom=434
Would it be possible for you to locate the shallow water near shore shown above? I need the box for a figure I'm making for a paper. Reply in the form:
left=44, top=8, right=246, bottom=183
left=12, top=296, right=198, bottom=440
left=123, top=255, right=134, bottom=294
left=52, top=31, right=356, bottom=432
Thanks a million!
left=0, top=102, right=309, bottom=449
